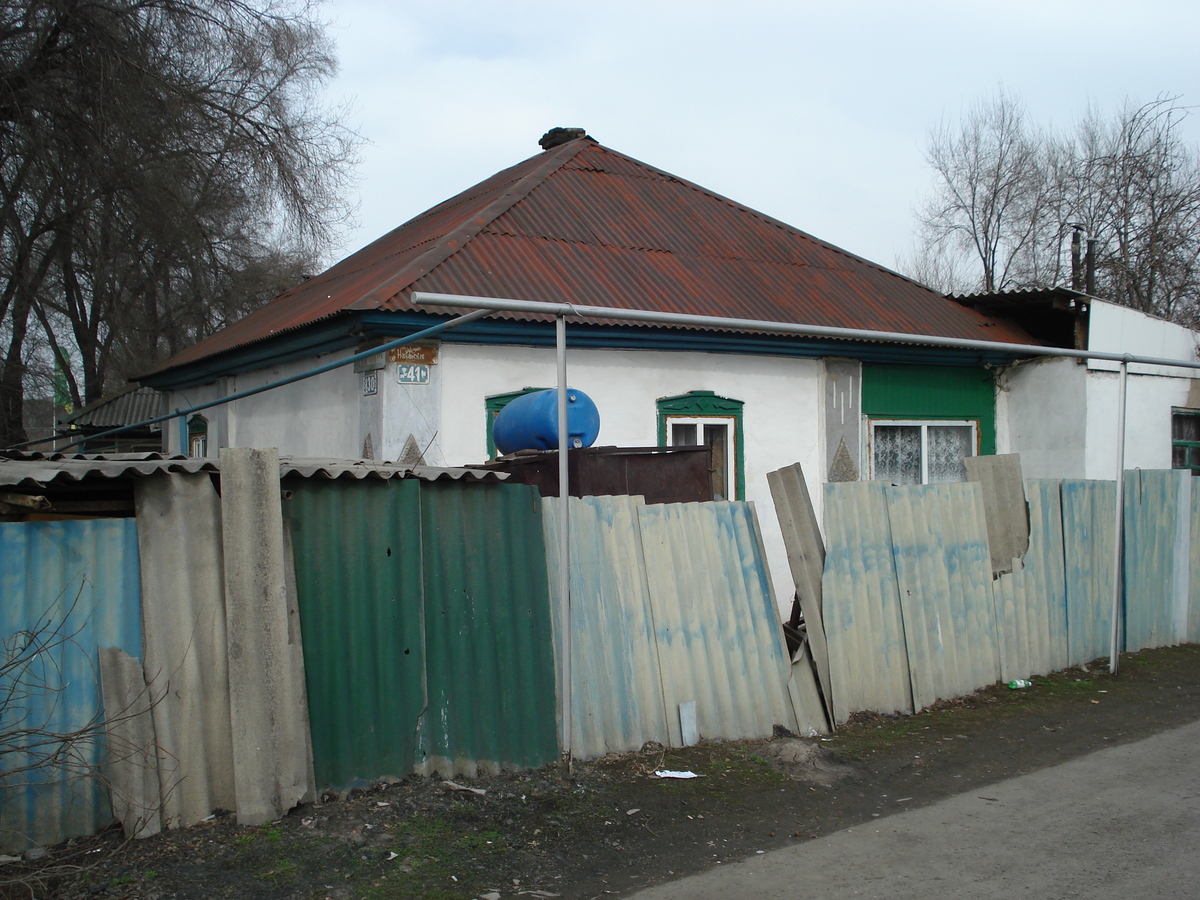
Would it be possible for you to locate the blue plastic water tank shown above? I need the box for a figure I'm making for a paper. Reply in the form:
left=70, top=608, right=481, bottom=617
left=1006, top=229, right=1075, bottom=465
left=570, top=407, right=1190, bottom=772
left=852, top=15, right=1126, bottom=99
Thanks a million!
left=493, top=388, right=600, bottom=455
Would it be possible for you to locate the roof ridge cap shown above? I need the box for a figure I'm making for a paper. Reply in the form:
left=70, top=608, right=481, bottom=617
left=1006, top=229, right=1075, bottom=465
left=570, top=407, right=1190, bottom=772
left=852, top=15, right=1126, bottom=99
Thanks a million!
left=347, top=140, right=591, bottom=310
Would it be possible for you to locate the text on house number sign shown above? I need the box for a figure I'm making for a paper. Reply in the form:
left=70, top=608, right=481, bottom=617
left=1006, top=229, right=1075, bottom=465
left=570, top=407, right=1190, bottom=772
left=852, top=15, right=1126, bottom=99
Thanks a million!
left=396, top=364, right=430, bottom=384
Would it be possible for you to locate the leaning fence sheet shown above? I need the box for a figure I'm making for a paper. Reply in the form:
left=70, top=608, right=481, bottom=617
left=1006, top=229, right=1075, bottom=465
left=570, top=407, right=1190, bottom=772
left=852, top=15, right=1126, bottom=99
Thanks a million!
left=219, top=448, right=313, bottom=824
left=638, top=501, right=797, bottom=745
left=885, top=483, right=999, bottom=712
left=544, top=495, right=671, bottom=759
left=1123, top=469, right=1189, bottom=652
left=821, top=482, right=912, bottom=724
left=0, top=519, right=142, bottom=853
left=1061, top=480, right=1117, bottom=666
left=992, top=480, right=1069, bottom=681
left=135, top=474, right=236, bottom=829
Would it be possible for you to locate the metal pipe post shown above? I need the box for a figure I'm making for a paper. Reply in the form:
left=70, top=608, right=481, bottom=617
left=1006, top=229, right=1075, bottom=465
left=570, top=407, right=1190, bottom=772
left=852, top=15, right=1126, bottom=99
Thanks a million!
left=1109, top=358, right=1129, bottom=674
left=556, top=315, right=572, bottom=769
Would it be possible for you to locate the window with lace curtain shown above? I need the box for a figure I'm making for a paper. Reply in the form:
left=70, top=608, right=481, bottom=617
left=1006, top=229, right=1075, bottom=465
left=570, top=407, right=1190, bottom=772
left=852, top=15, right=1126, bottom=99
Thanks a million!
left=870, top=419, right=977, bottom=485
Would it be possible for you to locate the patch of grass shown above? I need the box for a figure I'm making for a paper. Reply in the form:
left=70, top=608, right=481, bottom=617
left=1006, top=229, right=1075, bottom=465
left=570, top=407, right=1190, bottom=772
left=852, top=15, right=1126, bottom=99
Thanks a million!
left=361, top=813, right=521, bottom=900
left=256, top=858, right=297, bottom=882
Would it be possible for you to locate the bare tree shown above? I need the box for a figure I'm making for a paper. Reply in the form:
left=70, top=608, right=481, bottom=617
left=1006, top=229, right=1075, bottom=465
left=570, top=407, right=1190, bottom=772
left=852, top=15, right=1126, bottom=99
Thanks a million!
left=911, top=91, right=1062, bottom=294
left=0, top=0, right=359, bottom=446
left=1, top=586, right=159, bottom=893
left=1066, top=99, right=1200, bottom=321
left=906, top=92, right=1200, bottom=323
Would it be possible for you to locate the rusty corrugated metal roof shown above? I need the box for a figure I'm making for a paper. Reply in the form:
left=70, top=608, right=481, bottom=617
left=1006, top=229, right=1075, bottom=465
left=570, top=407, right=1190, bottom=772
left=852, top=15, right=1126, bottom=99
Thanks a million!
left=144, top=137, right=1036, bottom=378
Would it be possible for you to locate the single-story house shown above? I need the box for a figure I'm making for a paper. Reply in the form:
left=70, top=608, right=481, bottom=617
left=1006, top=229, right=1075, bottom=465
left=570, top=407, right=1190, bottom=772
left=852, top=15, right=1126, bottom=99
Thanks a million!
left=139, top=129, right=1200, bottom=598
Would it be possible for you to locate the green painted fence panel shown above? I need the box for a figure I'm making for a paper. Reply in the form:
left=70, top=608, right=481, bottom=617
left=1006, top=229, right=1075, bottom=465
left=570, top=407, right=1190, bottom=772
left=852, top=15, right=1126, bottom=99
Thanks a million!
left=287, top=478, right=557, bottom=789
left=286, top=479, right=426, bottom=789
left=418, top=482, right=558, bottom=775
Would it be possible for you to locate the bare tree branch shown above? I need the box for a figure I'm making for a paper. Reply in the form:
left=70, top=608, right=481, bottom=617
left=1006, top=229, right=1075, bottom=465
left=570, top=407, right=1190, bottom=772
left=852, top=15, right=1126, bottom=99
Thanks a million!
left=905, top=91, right=1200, bottom=323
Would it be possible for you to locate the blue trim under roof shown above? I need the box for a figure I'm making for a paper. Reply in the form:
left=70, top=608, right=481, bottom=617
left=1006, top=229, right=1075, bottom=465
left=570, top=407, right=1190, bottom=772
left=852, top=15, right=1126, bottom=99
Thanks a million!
left=141, top=310, right=1026, bottom=390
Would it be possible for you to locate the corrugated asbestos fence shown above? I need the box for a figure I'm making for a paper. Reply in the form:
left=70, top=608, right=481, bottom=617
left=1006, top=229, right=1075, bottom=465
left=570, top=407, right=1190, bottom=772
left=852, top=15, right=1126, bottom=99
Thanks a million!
left=285, top=478, right=559, bottom=788
left=41, top=453, right=1178, bottom=850
left=0, top=519, right=141, bottom=853
left=544, top=496, right=820, bottom=759
left=821, top=470, right=1200, bottom=725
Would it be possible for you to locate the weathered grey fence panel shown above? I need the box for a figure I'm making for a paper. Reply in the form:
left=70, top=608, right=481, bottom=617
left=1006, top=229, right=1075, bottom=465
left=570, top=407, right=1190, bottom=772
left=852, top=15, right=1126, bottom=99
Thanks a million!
left=885, top=483, right=998, bottom=711
left=639, top=501, right=798, bottom=743
left=1191, top=479, right=1200, bottom=644
left=549, top=498, right=800, bottom=757
left=1123, top=469, right=1189, bottom=652
left=1061, top=480, right=1117, bottom=666
left=992, top=480, right=1069, bottom=681
left=821, top=482, right=912, bottom=724
left=543, top=495, right=671, bottom=759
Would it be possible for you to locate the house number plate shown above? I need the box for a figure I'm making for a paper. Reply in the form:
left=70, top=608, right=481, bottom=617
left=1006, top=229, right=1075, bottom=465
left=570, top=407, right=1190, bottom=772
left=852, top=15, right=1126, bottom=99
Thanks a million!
left=396, top=363, right=430, bottom=384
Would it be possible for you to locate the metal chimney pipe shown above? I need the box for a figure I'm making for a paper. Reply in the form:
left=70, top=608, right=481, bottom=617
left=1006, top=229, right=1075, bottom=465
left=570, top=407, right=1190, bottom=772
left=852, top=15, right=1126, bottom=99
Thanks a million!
left=1071, top=228, right=1083, bottom=291
left=1086, top=238, right=1098, bottom=295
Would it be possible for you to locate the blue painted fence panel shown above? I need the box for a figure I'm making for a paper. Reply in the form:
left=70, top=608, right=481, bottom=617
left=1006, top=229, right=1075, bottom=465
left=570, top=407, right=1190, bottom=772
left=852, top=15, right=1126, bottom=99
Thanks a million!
left=0, top=519, right=142, bottom=852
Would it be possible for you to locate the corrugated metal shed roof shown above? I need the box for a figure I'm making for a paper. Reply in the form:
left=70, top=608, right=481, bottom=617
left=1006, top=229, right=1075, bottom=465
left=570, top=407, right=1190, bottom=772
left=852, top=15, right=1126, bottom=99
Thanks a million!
left=0, top=452, right=507, bottom=490
left=59, top=385, right=164, bottom=429
left=144, top=137, right=1036, bottom=379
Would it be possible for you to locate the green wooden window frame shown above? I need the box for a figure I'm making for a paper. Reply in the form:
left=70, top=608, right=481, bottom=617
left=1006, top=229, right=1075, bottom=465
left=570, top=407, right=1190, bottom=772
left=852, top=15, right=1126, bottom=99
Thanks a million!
left=187, top=414, right=208, bottom=458
left=1172, top=408, right=1200, bottom=474
left=657, top=391, right=745, bottom=500
left=485, top=387, right=550, bottom=459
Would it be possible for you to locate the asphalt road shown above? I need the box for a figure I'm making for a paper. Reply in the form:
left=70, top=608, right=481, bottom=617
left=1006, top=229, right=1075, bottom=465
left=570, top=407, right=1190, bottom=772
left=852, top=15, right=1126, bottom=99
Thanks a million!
left=629, top=718, right=1200, bottom=899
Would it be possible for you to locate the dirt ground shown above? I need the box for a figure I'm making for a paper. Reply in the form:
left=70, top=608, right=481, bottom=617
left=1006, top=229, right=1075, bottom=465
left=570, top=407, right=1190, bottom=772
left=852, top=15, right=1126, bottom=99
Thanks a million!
left=8, top=643, right=1200, bottom=900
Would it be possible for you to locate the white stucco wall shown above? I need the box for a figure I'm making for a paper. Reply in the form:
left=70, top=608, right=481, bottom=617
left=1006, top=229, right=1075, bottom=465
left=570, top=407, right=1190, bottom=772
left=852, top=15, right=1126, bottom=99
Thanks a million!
left=1084, top=301, right=1200, bottom=478
left=1083, top=369, right=1196, bottom=478
left=996, top=357, right=1088, bottom=480
left=995, top=300, right=1200, bottom=482
left=166, top=343, right=454, bottom=461
left=438, top=343, right=825, bottom=608
left=1087, top=300, right=1200, bottom=377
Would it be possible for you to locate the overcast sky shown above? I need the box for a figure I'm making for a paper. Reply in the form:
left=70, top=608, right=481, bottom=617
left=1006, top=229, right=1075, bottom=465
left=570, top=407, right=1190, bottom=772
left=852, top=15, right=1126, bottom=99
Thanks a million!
left=323, top=0, right=1200, bottom=276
